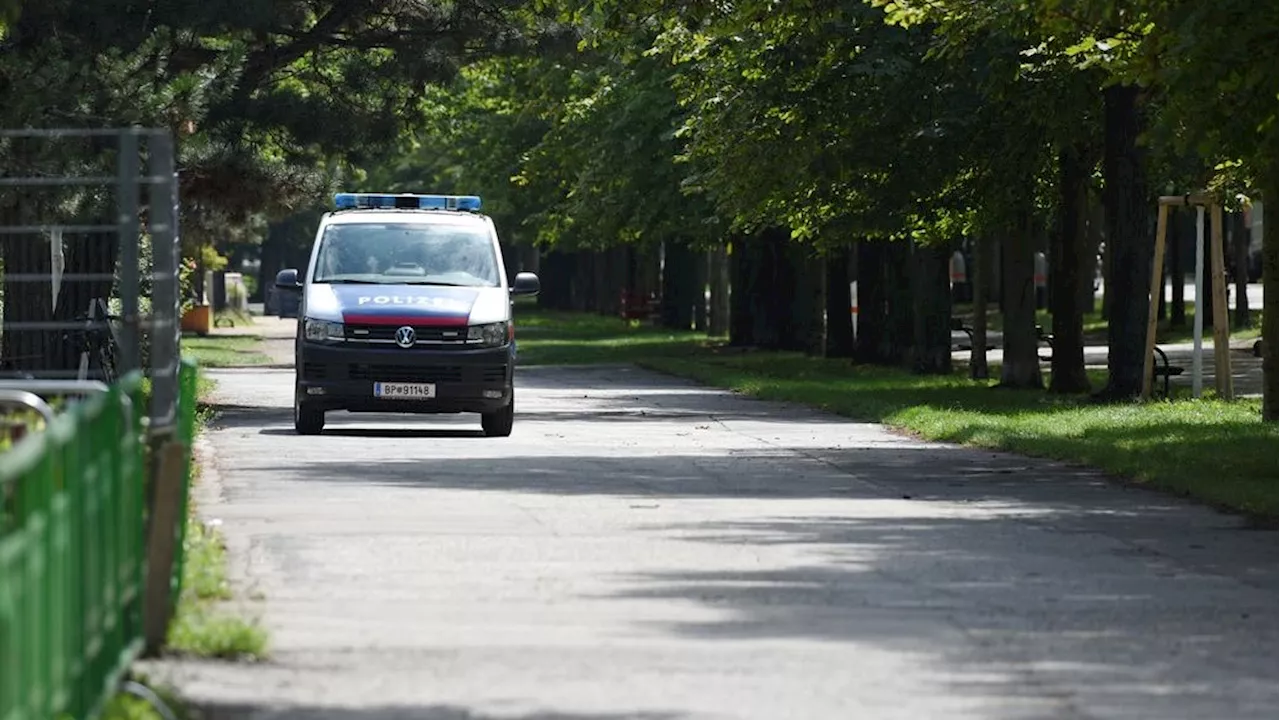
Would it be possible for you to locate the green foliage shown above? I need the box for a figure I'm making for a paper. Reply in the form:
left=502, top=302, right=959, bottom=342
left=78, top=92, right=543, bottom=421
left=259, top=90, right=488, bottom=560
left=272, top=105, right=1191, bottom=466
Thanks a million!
left=0, top=1, right=554, bottom=249
left=99, top=678, right=193, bottom=720
left=178, top=258, right=198, bottom=313
left=363, top=23, right=719, bottom=252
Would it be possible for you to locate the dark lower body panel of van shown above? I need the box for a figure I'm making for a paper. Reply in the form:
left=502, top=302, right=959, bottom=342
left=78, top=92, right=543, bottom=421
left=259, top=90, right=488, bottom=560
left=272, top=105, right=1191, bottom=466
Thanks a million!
left=293, top=342, right=515, bottom=434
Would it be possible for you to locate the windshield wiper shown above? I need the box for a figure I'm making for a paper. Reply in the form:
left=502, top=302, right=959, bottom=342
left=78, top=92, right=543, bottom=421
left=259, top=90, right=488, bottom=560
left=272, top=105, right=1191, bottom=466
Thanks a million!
left=317, top=278, right=382, bottom=284
left=398, top=280, right=473, bottom=287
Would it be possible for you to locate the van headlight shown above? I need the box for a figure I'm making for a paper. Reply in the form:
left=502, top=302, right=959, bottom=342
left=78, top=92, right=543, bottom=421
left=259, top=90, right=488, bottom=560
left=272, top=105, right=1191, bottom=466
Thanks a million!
left=468, top=321, right=510, bottom=347
left=304, top=318, right=345, bottom=343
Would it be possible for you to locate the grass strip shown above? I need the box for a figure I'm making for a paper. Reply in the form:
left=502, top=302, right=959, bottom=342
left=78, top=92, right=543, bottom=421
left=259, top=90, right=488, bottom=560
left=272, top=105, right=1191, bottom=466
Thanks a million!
left=180, top=334, right=273, bottom=368
left=163, top=372, right=268, bottom=661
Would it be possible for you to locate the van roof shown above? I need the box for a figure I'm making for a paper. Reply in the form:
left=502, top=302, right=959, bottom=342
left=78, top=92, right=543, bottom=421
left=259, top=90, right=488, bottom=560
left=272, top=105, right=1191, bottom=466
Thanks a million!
left=324, top=210, right=489, bottom=226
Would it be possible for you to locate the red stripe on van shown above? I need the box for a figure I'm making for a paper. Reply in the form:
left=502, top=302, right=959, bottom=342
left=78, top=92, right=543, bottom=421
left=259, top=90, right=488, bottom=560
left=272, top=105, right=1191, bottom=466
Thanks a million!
left=343, top=314, right=469, bottom=327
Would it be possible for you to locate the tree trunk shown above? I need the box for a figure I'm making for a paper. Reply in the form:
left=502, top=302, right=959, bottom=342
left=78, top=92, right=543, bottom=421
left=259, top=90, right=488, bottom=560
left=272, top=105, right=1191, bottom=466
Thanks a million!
left=520, top=243, right=541, bottom=275
left=536, top=250, right=569, bottom=310
left=594, top=245, right=627, bottom=318
left=694, top=250, right=709, bottom=332
left=0, top=185, right=120, bottom=377
left=570, top=251, right=593, bottom=313
left=592, top=248, right=610, bottom=316
left=708, top=244, right=730, bottom=337
left=911, top=243, right=952, bottom=374
left=824, top=247, right=854, bottom=358
left=1049, top=146, right=1091, bottom=393
left=750, top=228, right=817, bottom=352
left=1232, top=210, right=1251, bottom=328
left=50, top=229, right=121, bottom=373
left=883, top=240, right=915, bottom=365
left=1077, top=193, right=1102, bottom=316
left=1262, top=177, right=1277, bottom=422
left=970, top=232, right=991, bottom=380
left=791, top=250, right=824, bottom=354
left=1156, top=248, right=1167, bottom=321
left=998, top=210, right=1044, bottom=389
left=660, top=238, right=698, bottom=330
left=1169, top=207, right=1186, bottom=327
left=1096, top=84, right=1151, bottom=400
left=728, top=236, right=756, bottom=346
left=854, top=239, right=890, bottom=364
left=749, top=232, right=780, bottom=348
left=0, top=204, right=54, bottom=373
left=1100, top=218, right=1112, bottom=321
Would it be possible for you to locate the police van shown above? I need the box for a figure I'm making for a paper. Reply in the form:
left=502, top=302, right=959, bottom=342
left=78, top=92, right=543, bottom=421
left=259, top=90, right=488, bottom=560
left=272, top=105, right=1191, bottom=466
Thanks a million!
left=274, top=192, right=540, bottom=436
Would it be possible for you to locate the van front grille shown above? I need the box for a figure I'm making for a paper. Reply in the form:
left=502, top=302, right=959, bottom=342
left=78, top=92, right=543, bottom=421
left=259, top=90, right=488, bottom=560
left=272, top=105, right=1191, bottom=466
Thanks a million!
left=348, top=364, right=465, bottom=383
left=345, top=324, right=472, bottom=346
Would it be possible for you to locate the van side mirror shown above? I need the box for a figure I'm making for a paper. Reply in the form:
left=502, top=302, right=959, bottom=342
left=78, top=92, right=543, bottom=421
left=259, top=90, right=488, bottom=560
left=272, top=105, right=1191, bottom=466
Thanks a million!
left=511, top=272, right=540, bottom=297
left=275, top=268, right=302, bottom=290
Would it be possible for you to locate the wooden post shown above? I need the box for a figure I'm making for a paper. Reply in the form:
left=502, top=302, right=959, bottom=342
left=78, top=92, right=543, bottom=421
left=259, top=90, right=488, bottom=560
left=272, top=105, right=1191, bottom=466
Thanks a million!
left=1142, top=204, right=1170, bottom=399
left=142, top=439, right=189, bottom=656
left=1210, top=203, right=1233, bottom=399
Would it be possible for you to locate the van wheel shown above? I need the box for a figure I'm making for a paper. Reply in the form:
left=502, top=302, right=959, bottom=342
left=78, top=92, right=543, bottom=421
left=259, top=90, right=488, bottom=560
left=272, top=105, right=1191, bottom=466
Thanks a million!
left=482, top=397, right=514, bottom=438
left=294, top=387, right=325, bottom=435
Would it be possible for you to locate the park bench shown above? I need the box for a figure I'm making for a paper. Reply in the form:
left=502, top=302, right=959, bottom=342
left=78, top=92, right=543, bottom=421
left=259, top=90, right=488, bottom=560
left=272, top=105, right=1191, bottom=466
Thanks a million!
left=1149, top=345, right=1185, bottom=398
left=950, top=317, right=995, bottom=351
left=1036, top=324, right=1054, bottom=362
left=619, top=290, right=659, bottom=323
left=1036, top=324, right=1184, bottom=398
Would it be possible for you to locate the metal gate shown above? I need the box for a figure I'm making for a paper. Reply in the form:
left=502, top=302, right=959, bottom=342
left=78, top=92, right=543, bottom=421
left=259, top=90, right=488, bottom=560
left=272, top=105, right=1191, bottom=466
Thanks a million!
left=0, top=127, right=182, bottom=432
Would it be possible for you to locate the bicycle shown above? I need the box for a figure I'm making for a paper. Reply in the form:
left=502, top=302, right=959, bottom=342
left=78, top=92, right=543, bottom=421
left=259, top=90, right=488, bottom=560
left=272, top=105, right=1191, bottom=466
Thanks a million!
left=63, top=297, right=122, bottom=384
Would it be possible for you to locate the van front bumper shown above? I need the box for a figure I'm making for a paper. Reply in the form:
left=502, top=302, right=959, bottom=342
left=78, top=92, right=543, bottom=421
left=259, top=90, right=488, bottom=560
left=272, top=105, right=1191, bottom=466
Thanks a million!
left=296, top=341, right=514, bottom=414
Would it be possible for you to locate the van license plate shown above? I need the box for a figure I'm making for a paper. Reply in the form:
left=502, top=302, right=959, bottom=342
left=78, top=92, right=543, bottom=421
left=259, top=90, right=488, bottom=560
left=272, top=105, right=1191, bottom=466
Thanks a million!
left=374, top=382, right=436, bottom=399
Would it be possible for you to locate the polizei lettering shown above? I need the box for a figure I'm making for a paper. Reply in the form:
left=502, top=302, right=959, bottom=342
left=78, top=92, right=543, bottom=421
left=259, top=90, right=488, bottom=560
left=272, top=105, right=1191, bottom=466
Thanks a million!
left=356, top=295, right=470, bottom=312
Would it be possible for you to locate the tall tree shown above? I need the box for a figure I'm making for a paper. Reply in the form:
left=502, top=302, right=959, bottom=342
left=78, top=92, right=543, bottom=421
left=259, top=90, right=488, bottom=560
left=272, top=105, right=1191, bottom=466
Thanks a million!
left=0, top=0, right=545, bottom=369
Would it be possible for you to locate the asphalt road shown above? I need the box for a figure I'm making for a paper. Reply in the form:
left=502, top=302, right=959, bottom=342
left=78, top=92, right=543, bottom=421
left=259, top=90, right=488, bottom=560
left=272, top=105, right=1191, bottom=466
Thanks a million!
left=150, top=363, right=1278, bottom=720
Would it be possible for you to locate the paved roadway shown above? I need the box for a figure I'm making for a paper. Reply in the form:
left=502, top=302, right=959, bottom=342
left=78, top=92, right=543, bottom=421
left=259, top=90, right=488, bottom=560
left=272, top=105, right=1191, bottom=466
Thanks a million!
left=147, top=354, right=1278, bottom=720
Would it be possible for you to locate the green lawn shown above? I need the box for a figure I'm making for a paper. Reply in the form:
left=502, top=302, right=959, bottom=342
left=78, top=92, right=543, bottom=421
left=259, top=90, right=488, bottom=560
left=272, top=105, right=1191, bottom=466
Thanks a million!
left=180, top=333, right=273, bottom=367
left=514, top=307, right=714, bottom=365
left=516, top=307, right=1277, bottom=520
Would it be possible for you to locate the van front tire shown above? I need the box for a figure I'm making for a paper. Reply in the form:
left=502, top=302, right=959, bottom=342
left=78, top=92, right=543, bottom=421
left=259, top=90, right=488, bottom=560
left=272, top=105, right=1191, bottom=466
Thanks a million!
left=294, top=388, right=325, bottom=435
left=482, top=397, right=514, bottom=437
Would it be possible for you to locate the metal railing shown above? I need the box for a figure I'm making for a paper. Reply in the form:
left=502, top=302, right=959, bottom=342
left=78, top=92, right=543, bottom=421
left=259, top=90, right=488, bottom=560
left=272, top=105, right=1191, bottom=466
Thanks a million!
left=0, top=357, right=199, bottom=720
left=0, top=373, right=145, bottom=720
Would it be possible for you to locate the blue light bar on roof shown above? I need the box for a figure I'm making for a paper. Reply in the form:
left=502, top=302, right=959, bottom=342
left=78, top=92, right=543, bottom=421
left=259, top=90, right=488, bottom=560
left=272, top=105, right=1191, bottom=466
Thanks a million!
left=333, top=193, right=482, bottom=211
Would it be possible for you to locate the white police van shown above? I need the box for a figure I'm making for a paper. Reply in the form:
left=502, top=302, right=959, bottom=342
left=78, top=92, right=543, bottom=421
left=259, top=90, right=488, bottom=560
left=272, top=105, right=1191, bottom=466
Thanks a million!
left=274, top=193, right=540, bottom=436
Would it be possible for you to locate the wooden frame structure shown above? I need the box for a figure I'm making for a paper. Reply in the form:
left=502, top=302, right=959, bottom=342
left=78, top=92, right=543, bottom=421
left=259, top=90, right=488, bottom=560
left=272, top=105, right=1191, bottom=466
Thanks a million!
left=1143, top=193, right=1233, bottom=400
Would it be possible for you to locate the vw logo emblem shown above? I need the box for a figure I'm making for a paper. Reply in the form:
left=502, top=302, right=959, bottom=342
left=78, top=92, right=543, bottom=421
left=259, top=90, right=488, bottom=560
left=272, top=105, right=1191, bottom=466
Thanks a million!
left=394, top=326, right=416, bottom=349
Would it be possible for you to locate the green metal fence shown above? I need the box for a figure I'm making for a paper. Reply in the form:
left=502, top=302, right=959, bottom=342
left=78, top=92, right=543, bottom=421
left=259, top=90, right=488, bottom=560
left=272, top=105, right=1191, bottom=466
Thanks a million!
left=168, top=358, right=200, bottom=611
left=0, top=358, right=199, bottom=720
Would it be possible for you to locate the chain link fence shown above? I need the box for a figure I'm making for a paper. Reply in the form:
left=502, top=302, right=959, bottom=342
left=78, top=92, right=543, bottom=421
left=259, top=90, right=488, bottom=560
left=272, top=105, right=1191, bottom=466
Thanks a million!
left=0, top=128, right=182, bottom=433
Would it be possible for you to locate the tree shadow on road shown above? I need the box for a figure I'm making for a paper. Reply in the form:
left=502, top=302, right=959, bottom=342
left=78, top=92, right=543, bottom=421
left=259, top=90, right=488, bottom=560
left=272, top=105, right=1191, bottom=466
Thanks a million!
left=192, top=702, right=684, bottom=720
left=194, top=368, right=1278, bottom=720
left=583, top=512, right=1277, bottom=719
left=213, top=439, right=1280, bottom=718
left=259, top=427, right=487, bottom=439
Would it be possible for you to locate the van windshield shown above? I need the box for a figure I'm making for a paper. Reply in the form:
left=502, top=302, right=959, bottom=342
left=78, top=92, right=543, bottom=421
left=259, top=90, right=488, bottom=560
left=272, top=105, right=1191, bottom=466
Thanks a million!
left=313, top=222, right=500, bottom=287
